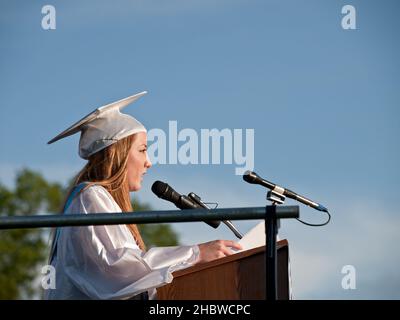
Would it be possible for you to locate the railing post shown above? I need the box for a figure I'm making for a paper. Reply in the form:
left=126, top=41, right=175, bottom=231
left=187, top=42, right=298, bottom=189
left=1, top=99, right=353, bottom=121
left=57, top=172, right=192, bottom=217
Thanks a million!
left=265, top=205, right=299, bottom=300
left=265, top=205, right=278, bottom=300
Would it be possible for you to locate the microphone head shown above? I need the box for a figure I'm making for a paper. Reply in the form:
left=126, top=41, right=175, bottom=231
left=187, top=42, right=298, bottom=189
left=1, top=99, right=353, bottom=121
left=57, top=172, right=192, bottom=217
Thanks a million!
left=151, top=180, right=181, bottom=203
left=243, top=170, right=260, bottom=184
left=151, top=180, right=168, bottom=198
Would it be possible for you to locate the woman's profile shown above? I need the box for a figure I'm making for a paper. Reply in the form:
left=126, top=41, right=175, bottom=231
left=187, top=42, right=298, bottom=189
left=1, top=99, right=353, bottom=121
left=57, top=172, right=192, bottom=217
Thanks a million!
left=44, top=91, right=241, bottom=300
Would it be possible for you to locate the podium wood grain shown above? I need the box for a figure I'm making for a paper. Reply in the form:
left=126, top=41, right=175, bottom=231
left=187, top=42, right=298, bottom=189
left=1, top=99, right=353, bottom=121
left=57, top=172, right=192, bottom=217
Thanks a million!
left=157, top=239, right=289, bottom=300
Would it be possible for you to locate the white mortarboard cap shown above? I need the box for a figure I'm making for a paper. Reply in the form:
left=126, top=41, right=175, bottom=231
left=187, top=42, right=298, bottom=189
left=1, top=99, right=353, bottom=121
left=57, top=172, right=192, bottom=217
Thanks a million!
left=48, top=91, right=147, bottom=159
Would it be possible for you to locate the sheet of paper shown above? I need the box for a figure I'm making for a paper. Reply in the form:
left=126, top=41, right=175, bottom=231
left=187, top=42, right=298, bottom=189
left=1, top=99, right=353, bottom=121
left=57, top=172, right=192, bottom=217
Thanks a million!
left=233, top=221, right=280, bottom=253
left=238, top=221, right=266, bottom=251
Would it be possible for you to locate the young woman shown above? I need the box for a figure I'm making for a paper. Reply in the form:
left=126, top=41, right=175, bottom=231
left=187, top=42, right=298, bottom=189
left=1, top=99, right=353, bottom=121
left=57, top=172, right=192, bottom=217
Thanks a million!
left=44, top=92, right=241, bottom=299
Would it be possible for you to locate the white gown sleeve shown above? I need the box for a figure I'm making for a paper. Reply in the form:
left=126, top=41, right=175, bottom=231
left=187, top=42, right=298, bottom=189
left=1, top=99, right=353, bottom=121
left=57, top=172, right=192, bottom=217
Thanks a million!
left=58, top=185, right=200, bottom=300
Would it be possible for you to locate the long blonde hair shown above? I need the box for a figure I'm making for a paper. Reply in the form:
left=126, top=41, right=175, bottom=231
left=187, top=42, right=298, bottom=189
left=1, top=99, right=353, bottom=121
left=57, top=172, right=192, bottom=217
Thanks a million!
left=62, top=134, right=146, bottom=250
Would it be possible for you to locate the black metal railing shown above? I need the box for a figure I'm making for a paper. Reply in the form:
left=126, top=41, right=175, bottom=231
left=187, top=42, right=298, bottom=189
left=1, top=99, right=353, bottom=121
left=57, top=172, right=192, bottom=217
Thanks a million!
left=0, top=206, right=298, bottom=230
left=0, top=205, right=300, bottom=300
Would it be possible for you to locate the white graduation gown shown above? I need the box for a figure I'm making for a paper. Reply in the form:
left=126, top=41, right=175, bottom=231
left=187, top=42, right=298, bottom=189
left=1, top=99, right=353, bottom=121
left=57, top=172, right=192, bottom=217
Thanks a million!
left=44, top=185, right=200, bottom=300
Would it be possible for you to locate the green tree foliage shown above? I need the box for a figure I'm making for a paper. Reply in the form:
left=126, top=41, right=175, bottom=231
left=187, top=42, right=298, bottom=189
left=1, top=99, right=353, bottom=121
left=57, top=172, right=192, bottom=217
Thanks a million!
left=0, top=169, right=64, bottom=299
left=0, top=169, right=179, bottom=299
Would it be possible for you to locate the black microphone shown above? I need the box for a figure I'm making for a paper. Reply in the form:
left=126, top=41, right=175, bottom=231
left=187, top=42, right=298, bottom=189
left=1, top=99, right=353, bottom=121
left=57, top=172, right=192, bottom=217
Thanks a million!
left=243, top=171, right=328, bottom=212
left=151, top=181, right=221, bottom=229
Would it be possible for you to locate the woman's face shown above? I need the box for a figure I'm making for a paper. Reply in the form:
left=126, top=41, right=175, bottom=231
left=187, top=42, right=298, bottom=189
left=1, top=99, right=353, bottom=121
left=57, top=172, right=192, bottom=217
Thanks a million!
left=126, top=132, right=152, bottom=192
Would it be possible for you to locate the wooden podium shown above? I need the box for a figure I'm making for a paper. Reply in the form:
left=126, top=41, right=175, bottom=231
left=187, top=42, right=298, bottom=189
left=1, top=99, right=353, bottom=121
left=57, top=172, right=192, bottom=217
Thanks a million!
left=157, top=239, right=290, bottom=300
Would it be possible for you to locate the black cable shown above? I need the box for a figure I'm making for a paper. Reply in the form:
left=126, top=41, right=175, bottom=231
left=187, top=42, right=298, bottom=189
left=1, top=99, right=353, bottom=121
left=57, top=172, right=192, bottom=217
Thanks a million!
left=205, top=200, right=331, bottom=227
left=204, top=202, right=218, bottom=209
left=295, top=210, right=331, bottom=227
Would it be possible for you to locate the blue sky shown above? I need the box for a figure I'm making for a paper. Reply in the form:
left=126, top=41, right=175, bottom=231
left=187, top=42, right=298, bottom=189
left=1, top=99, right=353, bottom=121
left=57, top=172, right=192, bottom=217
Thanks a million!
left=1, top=0, right=399, bottom=299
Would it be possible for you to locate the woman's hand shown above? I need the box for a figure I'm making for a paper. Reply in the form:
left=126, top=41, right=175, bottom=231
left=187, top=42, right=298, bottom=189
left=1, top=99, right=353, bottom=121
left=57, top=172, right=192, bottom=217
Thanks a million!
left=196, top=240, right=243, bottom=264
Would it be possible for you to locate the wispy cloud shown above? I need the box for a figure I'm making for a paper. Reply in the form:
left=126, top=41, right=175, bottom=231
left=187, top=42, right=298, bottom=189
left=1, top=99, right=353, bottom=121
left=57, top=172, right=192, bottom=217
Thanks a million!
left=284, top=201, right=400, bottom=299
